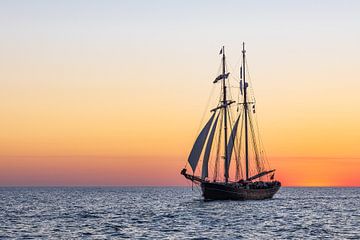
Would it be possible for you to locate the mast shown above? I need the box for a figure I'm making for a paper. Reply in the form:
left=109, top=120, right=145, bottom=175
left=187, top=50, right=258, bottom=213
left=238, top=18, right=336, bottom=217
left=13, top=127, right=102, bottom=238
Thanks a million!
left=242, top=42, right=249, bottom=180
left=222, top=46, right=229, bottom=183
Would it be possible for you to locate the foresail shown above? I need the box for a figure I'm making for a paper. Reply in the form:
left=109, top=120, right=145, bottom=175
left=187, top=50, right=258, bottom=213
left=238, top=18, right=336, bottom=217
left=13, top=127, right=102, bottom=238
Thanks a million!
left=201, top=113, right=220, bottom=179
left=225, top=115, right=240, bottom=178
left=188, top=112, right=216, bottom=172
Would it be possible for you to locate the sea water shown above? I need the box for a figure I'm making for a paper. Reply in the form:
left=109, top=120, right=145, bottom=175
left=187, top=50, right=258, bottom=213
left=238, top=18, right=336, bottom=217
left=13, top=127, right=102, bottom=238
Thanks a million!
left=0, top=187, right=359, bottom=239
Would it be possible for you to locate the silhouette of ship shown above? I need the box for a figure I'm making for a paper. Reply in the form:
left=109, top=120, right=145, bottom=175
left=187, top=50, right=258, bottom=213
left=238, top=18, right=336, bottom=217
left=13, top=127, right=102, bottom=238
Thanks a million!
left=181, top=43, right=281, bottom=200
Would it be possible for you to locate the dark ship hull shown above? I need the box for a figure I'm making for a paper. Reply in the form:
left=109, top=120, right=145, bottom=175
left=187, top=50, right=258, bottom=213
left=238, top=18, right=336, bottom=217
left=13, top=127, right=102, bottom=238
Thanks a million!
left=181, top=169, right=281, bottom=200
left=201, top=181, right=280, bottom=200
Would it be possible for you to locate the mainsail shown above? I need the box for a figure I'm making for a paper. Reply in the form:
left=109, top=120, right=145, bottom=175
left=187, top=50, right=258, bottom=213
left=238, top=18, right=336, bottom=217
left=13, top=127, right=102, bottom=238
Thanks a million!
left=225, top=115, right=240, bottom=178
left=201, top=113, right=220, bottom=179
left=188, top=112, right=216, bottom=172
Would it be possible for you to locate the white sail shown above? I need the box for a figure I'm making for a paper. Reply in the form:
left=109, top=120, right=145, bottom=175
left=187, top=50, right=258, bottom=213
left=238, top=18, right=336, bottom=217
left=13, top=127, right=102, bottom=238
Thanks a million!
left=201, top=113, right=220, bottom=179
left=188, top=113, right=216, bottom=172
left=225, top=115, right=240, bottom=178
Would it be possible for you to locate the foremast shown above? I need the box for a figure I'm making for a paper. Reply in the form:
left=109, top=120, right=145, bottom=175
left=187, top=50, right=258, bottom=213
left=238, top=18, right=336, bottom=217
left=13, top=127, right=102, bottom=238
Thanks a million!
left=221, top=46, right=229, bottom=183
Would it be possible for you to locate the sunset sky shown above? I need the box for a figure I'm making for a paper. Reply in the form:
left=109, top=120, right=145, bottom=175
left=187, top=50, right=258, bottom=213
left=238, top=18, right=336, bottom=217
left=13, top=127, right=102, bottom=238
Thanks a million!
left=0, top=0, right=359, bottom=186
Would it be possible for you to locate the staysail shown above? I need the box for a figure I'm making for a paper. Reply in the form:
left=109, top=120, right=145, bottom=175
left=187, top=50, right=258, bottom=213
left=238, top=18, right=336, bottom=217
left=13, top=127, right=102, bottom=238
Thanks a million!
left=201, top=113, right=220, bottom=179
left=225, top=115, right=240, bottom=178
left=188, top=112, right=216, bottom=172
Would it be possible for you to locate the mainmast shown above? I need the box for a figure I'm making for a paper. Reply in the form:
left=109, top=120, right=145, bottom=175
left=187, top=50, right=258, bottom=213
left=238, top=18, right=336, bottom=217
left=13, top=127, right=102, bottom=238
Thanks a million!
left=242, top=42, right=249, bottom=180
left=222, top=46, right=229, bottom=183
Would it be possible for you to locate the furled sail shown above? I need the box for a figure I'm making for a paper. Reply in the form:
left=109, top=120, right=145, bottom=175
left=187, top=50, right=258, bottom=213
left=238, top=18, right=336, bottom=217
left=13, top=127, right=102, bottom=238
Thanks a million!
left=225, top=115, right=240, bottom=178
left=201, top=113, right=220, bottom=179
left=213, top=72, right=230, bottom=83
left=240, top=81, right=248, bottom=96
left=188, top=112, right=216, bottom=172
left=247, top=169, right=276, bottom=181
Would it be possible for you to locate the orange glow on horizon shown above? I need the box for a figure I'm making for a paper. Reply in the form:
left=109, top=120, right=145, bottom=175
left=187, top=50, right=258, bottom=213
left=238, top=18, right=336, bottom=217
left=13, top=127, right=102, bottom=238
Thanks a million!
left=0, top=154, right=359, bottom=186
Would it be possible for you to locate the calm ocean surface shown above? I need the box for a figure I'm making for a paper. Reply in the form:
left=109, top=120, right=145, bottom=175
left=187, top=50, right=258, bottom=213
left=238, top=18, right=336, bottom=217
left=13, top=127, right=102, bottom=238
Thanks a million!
left=0, top=187, right=359, bottom=239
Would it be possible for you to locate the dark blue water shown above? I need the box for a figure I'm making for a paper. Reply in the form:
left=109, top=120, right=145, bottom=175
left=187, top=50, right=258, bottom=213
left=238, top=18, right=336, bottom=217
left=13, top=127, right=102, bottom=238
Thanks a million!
left=0, top=187, right=359, bottom=239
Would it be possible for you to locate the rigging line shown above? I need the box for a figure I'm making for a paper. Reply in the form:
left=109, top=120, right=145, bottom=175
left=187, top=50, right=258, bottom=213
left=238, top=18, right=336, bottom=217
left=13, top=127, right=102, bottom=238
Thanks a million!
left=199, top=110, right=219, bottom=177
left=197, top=84, right=216, bottom=133
left=238, top=110, right=244, bottom=179
left=225, top=62, right=242, bottom=95
left=244, top=55, right=268, bottom=175
left=185, top=57, right=223, bottom=170
left=205, top=111, right=220, bottom=180
left=252, top=109, right=271, bottom=170
left=228, top=101, right=236, bottom=125
left=231, top=111, right=243, bottom=181
left=233, top=55, right=242, bottom=77
left=188, top=179, right=202, bottom=194
left=193, top=182, right=202, bottom=194
left=216, top=57, right=224, bottom=74
left=228, top=101, right=242, bottom=180
left=213, top=109, right=223, bottom=182
left=237, top=115, right=243, bottom=177
left=185, top=178, right=200, bottom=193
left=224, top=66, right=236, bottom=105
left=228, top=83, right=234, bottom=102
left=249, top=114, right=259, bottom=170
left=245, top=59, right=270, bottom=171
left=205, top=127, right=215, bottom=180
left=226, top=55, right=241, bottom=81
left=227, top=106, right=235, bottom=181
left=211, top=115, right=223, bottom=180
left=245, top=59, right=257, bottom=103
left=236, top=105, right=245, bottom=178
left=248, top=112, right=263, bottom=174
left=249, top=103, right=269, bottom=171
left=237, top=63, right=242, bottom=113
left=184, top=84, right=216, bottom=170
left=198, top=56, right=224, bottom=134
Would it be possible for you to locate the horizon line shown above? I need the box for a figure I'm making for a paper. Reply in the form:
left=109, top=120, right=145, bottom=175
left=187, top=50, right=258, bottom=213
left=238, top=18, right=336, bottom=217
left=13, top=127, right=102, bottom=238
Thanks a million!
left=0, top=185, right=359, bottom=188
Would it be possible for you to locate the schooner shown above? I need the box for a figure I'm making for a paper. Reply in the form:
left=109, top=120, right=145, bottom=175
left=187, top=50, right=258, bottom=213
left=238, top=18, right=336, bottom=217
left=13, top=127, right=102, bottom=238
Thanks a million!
left=181, top=43, right=281, bottom=200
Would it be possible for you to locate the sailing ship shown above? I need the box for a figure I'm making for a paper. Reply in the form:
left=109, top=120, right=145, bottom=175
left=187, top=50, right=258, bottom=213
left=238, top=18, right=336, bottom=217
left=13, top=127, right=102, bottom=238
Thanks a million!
left=181, top=43, right=281, bottom=200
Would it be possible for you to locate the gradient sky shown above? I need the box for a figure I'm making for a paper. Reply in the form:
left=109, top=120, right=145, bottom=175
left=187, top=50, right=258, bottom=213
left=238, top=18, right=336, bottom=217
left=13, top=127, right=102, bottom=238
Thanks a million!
left=0, top=0, right=359, bottom=186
